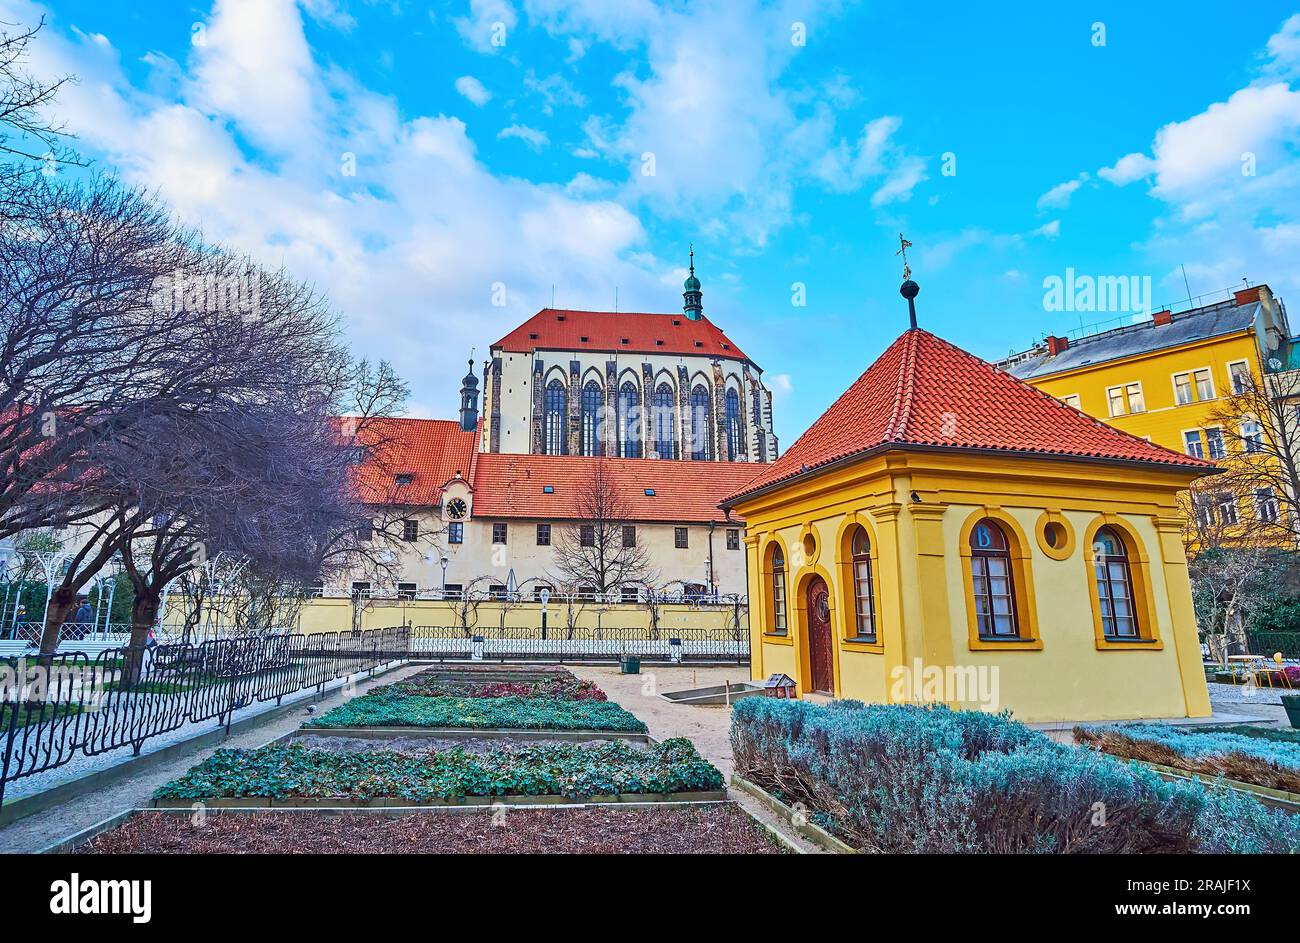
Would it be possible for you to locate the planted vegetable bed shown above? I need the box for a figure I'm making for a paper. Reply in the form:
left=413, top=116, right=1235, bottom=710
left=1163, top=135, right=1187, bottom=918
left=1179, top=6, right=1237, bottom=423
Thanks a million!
left=392, top=672, right=607, bottom=701
left=304, top=690, right=647, bottom=732
left=77, top=805, right=784, bottom=854
left=154, top=739, right=721, bottom=802
left=1074, top=723, right=1300, bottom=794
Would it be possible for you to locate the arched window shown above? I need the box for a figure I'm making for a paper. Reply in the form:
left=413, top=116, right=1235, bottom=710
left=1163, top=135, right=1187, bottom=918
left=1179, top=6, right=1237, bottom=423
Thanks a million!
left=1093, top=526, right=1137, bottom=638
left=850, top=527, right=875, bottom=641
left=969, top=519, right=1018, bottom=638
left=581, top=380, right=603, bottom=456
left=653, top=383, right=676, bottom=459
left=770, top=545, right=787, bottom=634
left=690, top=384, right=712, bottom=461
left=544, top=380, right=567, bottom=455
left=619, top=382, right=641, bottom=458
left=725, top=388, right=742, bottom=461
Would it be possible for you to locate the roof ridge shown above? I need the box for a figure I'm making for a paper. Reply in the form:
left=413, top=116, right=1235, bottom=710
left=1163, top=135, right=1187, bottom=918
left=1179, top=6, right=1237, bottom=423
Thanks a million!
left=886, top=329, right=921, bottom=441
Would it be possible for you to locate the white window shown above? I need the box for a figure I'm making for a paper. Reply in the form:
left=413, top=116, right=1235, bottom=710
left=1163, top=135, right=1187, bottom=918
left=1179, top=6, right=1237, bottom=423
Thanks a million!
left=1241, top=419, right=1263, bottom=453
left=1174, top=373, right=1194, bottom=405
left=1205, top=427, right=1226, bottom=460
left=1194, top=368, right=1214, bottom=401
left=1107, top=386, right=1126, bottom=417
left=1060, top=394, right=1081, bottom=409
left=1215, top=492, right=1239, bottom=526
left=1229, top=361, right=1252, bottom=395
left=1255, top=488, right=1279, bottom=523
left=1194, top=496, right=1214, bottom=528
left=1183, top=430, right=1204, bottom=459
left=1125, top=382, right=1145, bottom=413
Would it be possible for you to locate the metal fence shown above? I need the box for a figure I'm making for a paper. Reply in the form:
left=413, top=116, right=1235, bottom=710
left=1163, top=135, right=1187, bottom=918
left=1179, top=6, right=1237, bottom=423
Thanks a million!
left=409, top=625, right=749, bottom=663
left=0, top=627, right=411, bottom=806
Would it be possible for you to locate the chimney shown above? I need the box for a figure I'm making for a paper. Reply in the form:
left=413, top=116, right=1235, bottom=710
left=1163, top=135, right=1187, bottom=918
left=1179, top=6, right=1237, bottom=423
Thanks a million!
left=1152, top=309, right=1172, bottom=326
left=1235, top=285, right=1262, bottom=306
left=1046, top=335, right=1069, bottom=356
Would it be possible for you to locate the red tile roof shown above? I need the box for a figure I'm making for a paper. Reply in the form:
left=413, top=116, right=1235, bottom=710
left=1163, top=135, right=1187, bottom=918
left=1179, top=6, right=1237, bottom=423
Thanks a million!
left=350, top=418, right=478, bottom=506
left=471, top=453, right=750, bottom=523
left=492, top=308, right=751, bottom=362
left=724, top=328, right=1214, bottom=504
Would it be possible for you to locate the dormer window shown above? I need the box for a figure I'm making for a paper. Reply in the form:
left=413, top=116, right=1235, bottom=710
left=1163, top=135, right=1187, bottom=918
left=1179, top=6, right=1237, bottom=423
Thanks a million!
left=543, top=485, right=554, bottom=494
left=528, top=332, right=539, bottom=340
left=580, top=336, right=588, bottom=343
left=672, top=319, right=681, bottom=326
left=556, top=314, right=566, bottom=321
left=694, top=341, right=704, bottom=348
left=655, top=339, right=664, bottom=346
left=620, top=338, right=630, bottom=345
left=395, top=473, right=414, bottom=486
left=721, top=343, right=730, bottom=350
left=644, top=488, right=656, bottom=496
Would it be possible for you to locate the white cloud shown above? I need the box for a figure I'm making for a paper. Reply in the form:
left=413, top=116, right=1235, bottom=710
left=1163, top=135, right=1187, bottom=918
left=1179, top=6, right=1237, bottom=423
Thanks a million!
left=1098, top=152, right=1156, bottom=185
left=812, top=115, right=928, bottom=206
left=1264, top=13, right=1300, bottom=78
left=1032, top=219, right=1060, bottom=238
left=498, top=123, right=549, bottom=149
left=454, top=0, right=517, bottom=53
left=454, top=75, right=491, bottom=107
left=769, top=373, right=793, bottom=401
left=1036, top=173, right=1087, bottom=210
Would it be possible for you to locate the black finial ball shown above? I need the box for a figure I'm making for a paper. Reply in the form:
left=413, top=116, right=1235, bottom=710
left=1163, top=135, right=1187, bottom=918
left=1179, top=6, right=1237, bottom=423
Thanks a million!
left=900, top=279, right=920, bottom=300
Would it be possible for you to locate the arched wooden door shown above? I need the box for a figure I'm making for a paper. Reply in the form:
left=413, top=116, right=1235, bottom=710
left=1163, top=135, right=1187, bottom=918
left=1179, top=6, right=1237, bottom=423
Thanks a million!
left=806, top=576, right=834, bottom=694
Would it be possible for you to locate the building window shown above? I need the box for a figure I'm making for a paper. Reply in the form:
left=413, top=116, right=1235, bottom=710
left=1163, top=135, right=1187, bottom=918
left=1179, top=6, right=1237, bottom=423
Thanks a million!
left=619, top=382, right=642, bottom=458
left=1092, top=527, right=1136, bottom=639
left=770, top=545, right=787, bottom=635
left=1215, top=492, right=1239, bottom=526
left=306, top=579, right=325, bottom=598
left=580, top=525, right=595, bottom=547
left=969, top=519, right=1019, bottom=638
left=726, top=528, right=740, bottom=550
left=620, top=585, right=639, bottom=604
left=536, top=524, right=551, bottom=546
left=1194, top=368, right=1214, bottom=401
left=492, top=522, right=508, bottom=544
left=396, top=582, right=417, bottom=601
left=1193, top=495, right=1215, bottom=528
left=358, top=520, right=373, bottom=542
left=690, top=384, right=712, bottom=460
left=1229, top=361, right=1252, bottom=395
left=577, top=585, right=596, bottom=600
left=581, top=380, right=603, bottom=456
left=532, top=584, right=552, bottom=602
left=1256, top=487, right=1279, bottom=523
left=1060, top=393, right=1081, bottom=409
left=402, top=519, right=419, bottom=542
left=725, top=388, right=742, bottom=461
left=674, top=526, right=688, bottom=549
left=1173, top=372, right=1194, bottom=406
left=544, top=379, right=568, bottom=455
left=1183, top=430, right=1204, bottom=459
left=850, top=526, right=876, bottom=642
left=448, top=522, right=463, bottom=544
left=653, top=383, right=676, bottom=459
left=443, top=583, right=463, bottom=600
left=1106, top=383, right=1144, bottom=416
left=351, top=581, right=371, bottom=599
left=489, top=584, right=507, bottom=600
left=622, top=525, right=636, bottom=548
left=1205, top=427, right=1226, bottom=460
left=1241, top=419, right=1263, bottom=453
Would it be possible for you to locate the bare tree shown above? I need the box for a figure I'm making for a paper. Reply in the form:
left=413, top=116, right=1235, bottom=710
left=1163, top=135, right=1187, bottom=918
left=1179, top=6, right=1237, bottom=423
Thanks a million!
left=0, top=17, right=76, bottom=165
left=551, top=461, right=656, bottom=597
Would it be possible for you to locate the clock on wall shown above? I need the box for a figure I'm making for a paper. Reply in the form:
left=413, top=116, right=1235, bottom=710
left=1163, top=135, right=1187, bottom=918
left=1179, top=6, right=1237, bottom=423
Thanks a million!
left=445, top=497, right=468, bottom=520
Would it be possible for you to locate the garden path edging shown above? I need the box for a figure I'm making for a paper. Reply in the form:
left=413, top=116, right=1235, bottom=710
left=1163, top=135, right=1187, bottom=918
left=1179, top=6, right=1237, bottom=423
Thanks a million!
left=730, top=774, right=857, bottom=854
left=149, top=789, right=727, bottom=811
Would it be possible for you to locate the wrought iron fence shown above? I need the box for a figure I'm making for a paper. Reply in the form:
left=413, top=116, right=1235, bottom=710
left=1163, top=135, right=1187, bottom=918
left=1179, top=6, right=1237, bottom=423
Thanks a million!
left=0, top=627, right=411, bottom=806
left=408, top=625, right=749, bottom=663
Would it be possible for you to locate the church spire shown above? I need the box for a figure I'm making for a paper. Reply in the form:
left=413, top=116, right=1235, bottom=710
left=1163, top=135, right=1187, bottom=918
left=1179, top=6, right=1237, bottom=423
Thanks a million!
left=459, top=350, right=480, bottom=432
left=683, top=243, right=703, bottom=319
left=897, top=232, right=919, bottom=330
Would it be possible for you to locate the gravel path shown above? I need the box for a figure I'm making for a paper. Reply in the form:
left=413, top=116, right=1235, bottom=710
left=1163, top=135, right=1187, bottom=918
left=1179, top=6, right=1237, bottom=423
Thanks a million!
left=0, top=662, right=427, bottom=854
left=76, top=805, right=786, bottom=854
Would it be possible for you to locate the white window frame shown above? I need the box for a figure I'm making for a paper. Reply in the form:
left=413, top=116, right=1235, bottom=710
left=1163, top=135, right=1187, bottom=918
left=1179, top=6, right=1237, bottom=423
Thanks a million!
left=1192, top=366, right=1216, bottom=401
left=1227, top=359, right=1252, bottom=395
left=1059, top=393, right=1081, bottom=410
left=1204, top=425, right=1227, bottom=461
left=1182, top=428, right=1205, bottom=459
left=1106, top=385, right=1127, bottom=417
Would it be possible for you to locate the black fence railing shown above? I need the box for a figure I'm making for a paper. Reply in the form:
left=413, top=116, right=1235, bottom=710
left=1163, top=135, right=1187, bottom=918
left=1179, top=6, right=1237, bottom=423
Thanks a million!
left=0, top=627, right=411, bottom=806
left=408, top=625, right=749, bottom=663
left=1249, top=631, right=1300, bottom=659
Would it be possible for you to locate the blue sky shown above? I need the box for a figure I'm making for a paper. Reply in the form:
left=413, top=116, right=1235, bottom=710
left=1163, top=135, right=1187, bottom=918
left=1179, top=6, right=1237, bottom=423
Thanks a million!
left=8, top=0, right=1300, bottom=447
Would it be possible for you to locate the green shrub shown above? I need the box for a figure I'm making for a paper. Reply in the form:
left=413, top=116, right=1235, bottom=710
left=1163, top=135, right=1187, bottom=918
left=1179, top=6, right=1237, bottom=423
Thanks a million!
left=304, top=690, right=647, bottom=732
left=731, top=699, right=1300, bottom=854
left=154, top=739, right=721, bottom=801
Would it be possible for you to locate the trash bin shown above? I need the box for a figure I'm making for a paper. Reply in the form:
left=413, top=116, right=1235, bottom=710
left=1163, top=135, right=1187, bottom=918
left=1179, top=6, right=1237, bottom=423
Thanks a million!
left=620, top=654, right=641, bottom=674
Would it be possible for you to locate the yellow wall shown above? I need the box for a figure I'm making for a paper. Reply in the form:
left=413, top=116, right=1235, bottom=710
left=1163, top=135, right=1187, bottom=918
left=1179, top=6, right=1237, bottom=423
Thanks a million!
left=736, top=450, right=1213, bottom=724
left=1024, top=330, right=1260, bottom=457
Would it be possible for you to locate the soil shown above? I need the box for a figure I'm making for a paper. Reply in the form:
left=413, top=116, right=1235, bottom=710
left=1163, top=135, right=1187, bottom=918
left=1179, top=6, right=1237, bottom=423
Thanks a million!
left=76, top=805, right=785, bottom=854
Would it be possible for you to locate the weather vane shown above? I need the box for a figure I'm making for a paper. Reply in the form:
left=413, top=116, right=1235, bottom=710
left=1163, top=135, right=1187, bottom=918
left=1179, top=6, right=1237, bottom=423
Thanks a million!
left=896, top=232, right=913, bottom=282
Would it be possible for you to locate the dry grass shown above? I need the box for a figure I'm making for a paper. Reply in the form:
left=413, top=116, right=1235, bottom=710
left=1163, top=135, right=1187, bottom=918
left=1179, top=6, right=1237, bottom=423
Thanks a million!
left=1073, top=727, right=1300, bottom=793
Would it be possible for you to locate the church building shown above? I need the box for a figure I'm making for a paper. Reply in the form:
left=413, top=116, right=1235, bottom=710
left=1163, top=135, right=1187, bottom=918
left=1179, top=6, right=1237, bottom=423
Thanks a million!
left=723, top=277, right=1215, bottom=723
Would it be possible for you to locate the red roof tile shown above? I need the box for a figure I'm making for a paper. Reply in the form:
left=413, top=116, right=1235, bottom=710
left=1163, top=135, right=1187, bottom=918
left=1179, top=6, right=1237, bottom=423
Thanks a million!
left=492, top=308, right=751, bottom=362
left=724, top=328, right=1214, bottom=504
left=471, top=453, right=750, bottom=523
left=350, top=418, right=478, bottom=506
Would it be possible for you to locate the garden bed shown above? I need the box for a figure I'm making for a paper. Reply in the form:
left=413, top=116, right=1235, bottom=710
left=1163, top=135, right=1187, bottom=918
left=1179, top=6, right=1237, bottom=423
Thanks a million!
left=392, top=667, right=607, bottom=701
left=152, top=738, right=723, bottom=805
left=732, top=698, right=1300, bottom=854
left=280, top=730, right=651, bottom=754
left=74, top=805, right=785, bottom=854
left=1074, top=723, right=1300, bottom=794
left=303, top=690, right=647, bottom=732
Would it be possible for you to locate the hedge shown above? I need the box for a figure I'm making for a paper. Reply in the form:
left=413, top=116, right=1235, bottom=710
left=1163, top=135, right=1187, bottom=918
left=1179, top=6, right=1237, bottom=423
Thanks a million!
left=304, top=691, right=647, bottom=732
left=392, top=675, right=608, bottom=701
left=154, top=739, right=721, bottom=802
left=731, top=698, right=1300, bottom=854
left=1075, top=723, right=1300, bottom=793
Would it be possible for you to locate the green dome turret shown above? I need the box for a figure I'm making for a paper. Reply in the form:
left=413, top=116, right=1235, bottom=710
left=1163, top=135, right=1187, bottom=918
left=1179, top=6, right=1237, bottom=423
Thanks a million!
left=683, top=244, right=703, bottom=319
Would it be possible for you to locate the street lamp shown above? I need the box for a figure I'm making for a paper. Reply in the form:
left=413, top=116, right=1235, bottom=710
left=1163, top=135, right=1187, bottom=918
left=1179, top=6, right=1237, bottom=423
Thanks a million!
left=440, top=555, right=449, bottom=596
left=539, top=587, right=551, bottom=639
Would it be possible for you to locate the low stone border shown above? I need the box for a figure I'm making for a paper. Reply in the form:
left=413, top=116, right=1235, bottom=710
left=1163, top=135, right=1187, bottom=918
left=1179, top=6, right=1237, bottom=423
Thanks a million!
left=285, top=726, right=654, bottom=745
left=0, top=661, right=409, bottom=828
left=1135, top=759, right=1300, bottom=813
left=43, top=798, right=796, bottom=854
left=150, top=789, right=728, bottom=810
left=730, top=774, right=858, bottom=854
